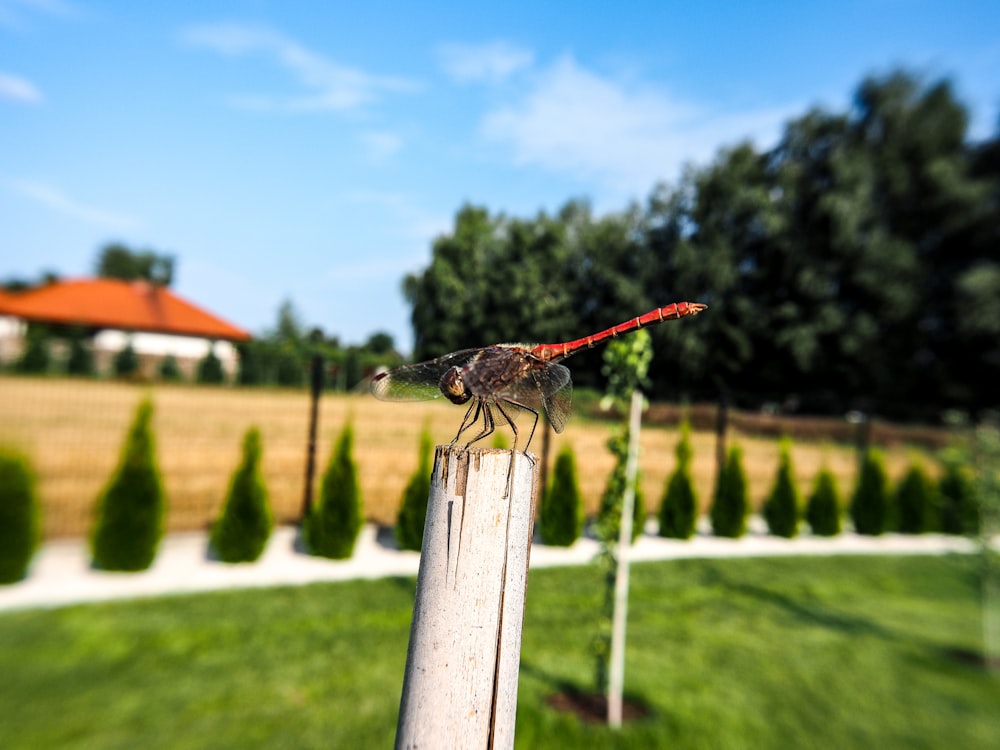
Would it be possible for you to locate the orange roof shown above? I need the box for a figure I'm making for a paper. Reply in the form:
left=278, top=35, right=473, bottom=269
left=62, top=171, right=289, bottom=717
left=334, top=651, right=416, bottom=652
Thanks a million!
left=0, top=278, right=251, bottom=341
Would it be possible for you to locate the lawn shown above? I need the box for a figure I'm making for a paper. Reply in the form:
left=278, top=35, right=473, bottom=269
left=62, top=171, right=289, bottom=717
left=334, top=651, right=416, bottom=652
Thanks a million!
left=0, top=555, right=996, bottom=749
left=0, top=375, right=927, bottom=538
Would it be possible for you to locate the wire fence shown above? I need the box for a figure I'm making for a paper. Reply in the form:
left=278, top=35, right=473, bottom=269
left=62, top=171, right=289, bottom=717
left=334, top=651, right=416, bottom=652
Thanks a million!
left=0, top=375, right=326, bottom=538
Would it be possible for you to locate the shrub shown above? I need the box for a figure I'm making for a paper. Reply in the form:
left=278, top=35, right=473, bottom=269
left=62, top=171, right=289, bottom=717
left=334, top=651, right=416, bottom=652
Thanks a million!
left=710, top=445, right=749, bottom=538
left=17, top=327, right=50, bottom=374
left=539, top=444, right=584, bottom=546
left=65, top=330, right=95, bottom=376
left=0, top=448, right=41, bottom=584
left=938, top=453, right=978, bottom=535
left=113, top=341, right=140, bottom=378
left=158, top=355, right=183, bottom=382
left=850, top=449, right=891, bottom=535
left=806, top=467, right=842, bottom=536
left=658, top=419, right=698, bottom=539
left=396, top=428, right=433, bottom=551
left=763, top=439, right=800, bottom=538
left=304, top=422, right=362, bottom=559
left=197, top=347, right=226, bottom=384
left=210, top=427, right=273, bottom=563
left=895, top=461, right=936, bottom=534
left=90, top=398, right=165, bottom=571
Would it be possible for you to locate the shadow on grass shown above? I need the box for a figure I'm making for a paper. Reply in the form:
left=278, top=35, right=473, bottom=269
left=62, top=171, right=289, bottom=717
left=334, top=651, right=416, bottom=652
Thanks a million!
left=699, top=565, right=897, bottom=639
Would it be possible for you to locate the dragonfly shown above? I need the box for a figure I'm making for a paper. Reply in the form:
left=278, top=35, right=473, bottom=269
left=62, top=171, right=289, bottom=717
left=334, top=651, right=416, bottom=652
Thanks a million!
left=370, top=302, right=707, bottom=455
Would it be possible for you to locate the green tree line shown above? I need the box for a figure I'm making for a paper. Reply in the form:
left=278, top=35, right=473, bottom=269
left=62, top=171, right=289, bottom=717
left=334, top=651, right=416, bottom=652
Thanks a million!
left=404, top=70, right=1000, bottom=420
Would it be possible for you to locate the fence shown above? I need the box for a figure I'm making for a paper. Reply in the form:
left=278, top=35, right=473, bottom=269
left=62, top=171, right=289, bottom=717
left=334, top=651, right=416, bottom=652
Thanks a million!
left=1, top=373, right=949, bottom=541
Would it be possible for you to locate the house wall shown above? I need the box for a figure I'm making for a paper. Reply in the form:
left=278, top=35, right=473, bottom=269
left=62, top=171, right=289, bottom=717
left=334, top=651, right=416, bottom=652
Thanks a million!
left=0, top=316, right=26, bottom=365
left=92, top=330, right=240, bottom=378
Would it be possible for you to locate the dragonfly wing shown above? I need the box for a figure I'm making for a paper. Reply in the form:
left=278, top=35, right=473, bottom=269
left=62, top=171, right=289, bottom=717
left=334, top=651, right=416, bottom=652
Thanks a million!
left=535, top=363, right=573, bottom=433
left=370, top=349, right=481, bottom=402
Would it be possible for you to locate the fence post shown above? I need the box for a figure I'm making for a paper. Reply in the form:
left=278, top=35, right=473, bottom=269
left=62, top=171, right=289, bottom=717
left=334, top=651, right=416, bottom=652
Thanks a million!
left=395, top=445, right=538, bottom=750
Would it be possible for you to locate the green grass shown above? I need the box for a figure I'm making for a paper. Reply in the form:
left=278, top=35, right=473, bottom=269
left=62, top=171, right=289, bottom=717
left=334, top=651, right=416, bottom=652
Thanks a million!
left=0, top=556, right=996, bottom=749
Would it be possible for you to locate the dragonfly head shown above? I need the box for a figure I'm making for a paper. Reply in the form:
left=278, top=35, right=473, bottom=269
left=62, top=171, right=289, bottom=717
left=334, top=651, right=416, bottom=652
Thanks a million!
left=440, top=366, right=472, bottom=405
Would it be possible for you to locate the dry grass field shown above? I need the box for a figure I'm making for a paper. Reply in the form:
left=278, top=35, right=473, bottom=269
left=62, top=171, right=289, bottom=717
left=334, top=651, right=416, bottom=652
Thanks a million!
left=0, top=375, right=940, bottom=539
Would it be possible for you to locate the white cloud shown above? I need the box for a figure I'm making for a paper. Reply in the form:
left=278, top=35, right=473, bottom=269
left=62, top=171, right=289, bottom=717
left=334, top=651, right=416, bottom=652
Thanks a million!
left=9, top=180, right=140, bottom=231
left=0, top=71, right=41, bottom=103
left=437, top=40, right=533, bottom=84
left=182, top=23, right=420, bottom=112
left=360, top=130, right=403, bottom=162
left=481, top=55, right=799, bottom=197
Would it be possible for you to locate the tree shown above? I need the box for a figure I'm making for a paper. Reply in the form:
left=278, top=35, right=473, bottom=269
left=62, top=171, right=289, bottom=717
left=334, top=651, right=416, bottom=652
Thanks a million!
left=658, top=417, right=699, bottom=539
left=90, top=399, right=165, bottom=571
left=806, top=466, right=842, bottom=536
left=0, top=447, right=40, bottom=584
left=850, top=450, right=892, bottom=535
left=763, top=439, right=800, bottom=538
left=210, top=427, right=272, bottom=562
left=596, top=330, right=652, bottom=545
left=395, top=427, right=433, bottom=551
left=539, top=444, right=584, bottom=546
left=304, top=422, right=362, bottom=559
left=710, top=445, right=749, bottom=538
left=96, top=243, right=175, bottom=285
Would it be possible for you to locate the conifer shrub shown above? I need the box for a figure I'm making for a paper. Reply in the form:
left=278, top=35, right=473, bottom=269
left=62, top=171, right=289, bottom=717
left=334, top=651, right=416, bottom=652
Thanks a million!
left=396, top=428, right=433, bottom=551
left=113, top=341, right=140, bottom=378
left=806, top=466, right=842, bottom=536
left=938, top=458, right=978, bottom=535
left=710, top=444, right=749, bottom=538
left=17, top=327, right=50, bottom=374
left=0, top=448, right=40, bottom=584
left=90, top=399, right=165, bottom=571
left=763, top=439, right=800, bottom=538
left=197, top=347, right=225, bottom=384
left=66, top=330, right=95, bottom=376
left=304, top=422, right=362, bottom=559
left=895, top=461, right=936, bottom=533
left=158, top=355, right=183, bottom=382
left=540, top=444, right=584, bottom=546
left=850, top=449, right=891, bottom=535
left=210, top=427, right=273, bottom=562
left=658, top=419, right=698, bottom=539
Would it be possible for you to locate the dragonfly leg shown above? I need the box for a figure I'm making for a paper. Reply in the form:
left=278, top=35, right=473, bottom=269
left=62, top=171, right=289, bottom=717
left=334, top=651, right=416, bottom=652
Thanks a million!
left=465, top=400, right=497, bottom=446
left=452, top=399, right=482, bottom=444
left=499, top=399, right=539, bottom=458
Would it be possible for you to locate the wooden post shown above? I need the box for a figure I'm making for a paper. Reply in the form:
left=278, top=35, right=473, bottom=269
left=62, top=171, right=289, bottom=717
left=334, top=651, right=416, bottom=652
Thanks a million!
left=607, top=389, right=643, bottom=728
left=395, top=446, right=538, bottom=750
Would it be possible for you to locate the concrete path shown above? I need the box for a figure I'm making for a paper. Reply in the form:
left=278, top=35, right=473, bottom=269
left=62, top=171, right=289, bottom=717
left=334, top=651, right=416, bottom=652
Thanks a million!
left=0, top=518, right=976, bottom=612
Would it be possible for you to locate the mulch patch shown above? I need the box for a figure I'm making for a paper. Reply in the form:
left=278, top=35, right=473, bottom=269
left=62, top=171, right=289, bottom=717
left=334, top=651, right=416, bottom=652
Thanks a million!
left=546, top=690, right=651, bottom=724
left=943, top=647, right=1000, bottom=671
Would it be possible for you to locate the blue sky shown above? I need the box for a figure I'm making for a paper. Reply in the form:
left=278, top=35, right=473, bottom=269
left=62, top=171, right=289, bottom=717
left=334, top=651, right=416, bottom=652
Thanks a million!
left=2, top=1, right=998, bottom=353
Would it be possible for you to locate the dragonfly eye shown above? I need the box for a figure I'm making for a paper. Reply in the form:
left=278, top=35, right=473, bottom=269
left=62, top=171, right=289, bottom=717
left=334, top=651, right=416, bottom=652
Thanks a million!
left=440, top=367, right=471, bottom=405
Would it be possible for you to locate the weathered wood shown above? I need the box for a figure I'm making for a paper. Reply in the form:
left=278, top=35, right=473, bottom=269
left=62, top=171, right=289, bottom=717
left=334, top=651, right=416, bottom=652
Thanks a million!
left=395, top=446, right=538, bottom=750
